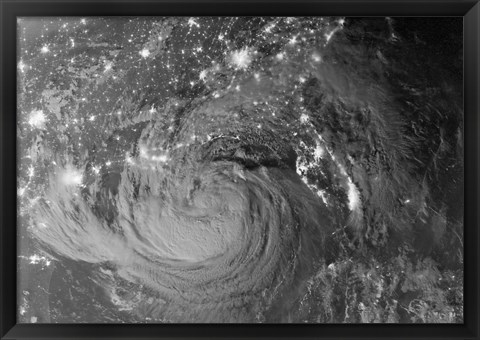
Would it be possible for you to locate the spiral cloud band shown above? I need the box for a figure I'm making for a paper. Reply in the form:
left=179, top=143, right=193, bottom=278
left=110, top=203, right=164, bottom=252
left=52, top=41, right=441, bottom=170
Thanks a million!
left=33, top=117, right=335, bottom=322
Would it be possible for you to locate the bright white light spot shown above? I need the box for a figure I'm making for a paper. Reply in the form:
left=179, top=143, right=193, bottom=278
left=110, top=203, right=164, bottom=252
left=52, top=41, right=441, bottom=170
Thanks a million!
left=104, top=62, right=112, bottom=72
left=59, top=167, right=83, bottom=186
left=313, top=143, right=325, bottom=160
left=89, top=116, right=96, bottom=121
left=139, top=49, right=150, bottom=58
left=338, top=18, right=345, bottom=26
left=28, top=110, right=46, bottom=128
left=317, top=190, right=328, bottom=205
left=151, top=154, right=169, bottom=163
left=106, top=161, right=112, bottom=166
left=312, top=53, right=322, bottom=62
left=229, top=47, right=252, bottom=70
left=80, top=18, right=86, bottom=25
left=300, top=113, right=309, bottom=123
left=188, top=18, right=200, bottom=28
left=30, top=316, right=38, bottom=323
left=218, top=34, right=224, bottom=40
left=199, top=69, right=208, bottom=81
left=254, top=73, right=260, bottom=80
left=325, top=31, right=335, bottom=42
left=125, top=155, right=135, bottom=165
left=91, top=166, right=100, bottom=174
left=28, top=254, right=51, bottom=266
left=18, top=187, right=26, bottom=197
left=264, top=24, right=274, bottom=33
left=18, top=60, right=26, bottom=73
left=347, top=179, right=360, bottom=211
left=404, top=199, right=411, bottom=204
left=288, top=36, right=297, bottom=45
left=276, top=52, right=284, bottom=61
left=40, top=45, right=50, bottom=54
left=299, top=76, right=306, bottom=83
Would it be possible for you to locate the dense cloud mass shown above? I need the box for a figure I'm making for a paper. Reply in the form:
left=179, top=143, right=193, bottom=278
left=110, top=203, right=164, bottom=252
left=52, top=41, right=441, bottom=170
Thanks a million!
left=18, top=17, right=463, bottom=323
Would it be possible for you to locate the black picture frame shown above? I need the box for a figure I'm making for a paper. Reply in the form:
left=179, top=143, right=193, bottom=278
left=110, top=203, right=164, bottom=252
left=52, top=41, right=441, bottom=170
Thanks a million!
left=1, top=0, right=479, bottom=339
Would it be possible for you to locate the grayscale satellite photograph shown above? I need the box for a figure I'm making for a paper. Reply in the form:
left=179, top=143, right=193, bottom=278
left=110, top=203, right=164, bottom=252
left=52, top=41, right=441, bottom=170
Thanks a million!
left=17, top=17, right=463, bottom=323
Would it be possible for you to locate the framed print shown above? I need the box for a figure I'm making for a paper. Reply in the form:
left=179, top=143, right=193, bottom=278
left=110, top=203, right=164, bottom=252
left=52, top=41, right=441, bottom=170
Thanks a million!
left=1, top=0, right=479, bottom=339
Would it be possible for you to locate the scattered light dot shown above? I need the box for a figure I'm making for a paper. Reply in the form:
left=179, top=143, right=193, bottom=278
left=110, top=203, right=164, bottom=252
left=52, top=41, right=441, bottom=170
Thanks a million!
left=229, top=47, right=252, bottom=70
left=300, top=113, right=309, bottom=123
left=312, top=53, right=322, bottom=62
left=199, top=69, right=208, bottom=81
left=139, top=49, right=150, bottom=58
left=314, top=143, right=325, bottom=160
left=104, top=62, right=112, bottom=72
left=18, top=187, right=26, bottom=197
left=28, top=110, right=46, bottom=128
left=188, top=18, right=200, bottom=28
left=18, top=60, right=27, bottom=73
